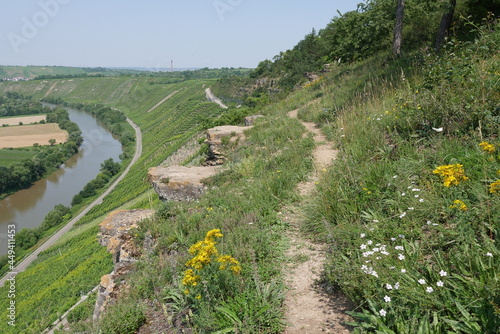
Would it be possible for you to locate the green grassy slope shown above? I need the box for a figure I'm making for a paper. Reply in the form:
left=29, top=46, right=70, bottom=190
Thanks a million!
left=0, top=77, right=224, bottom=333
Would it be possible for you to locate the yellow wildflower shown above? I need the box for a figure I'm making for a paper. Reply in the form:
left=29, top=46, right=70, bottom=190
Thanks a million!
left=489, top=180, right=500, bottom=194
left=450, top=200, right=468, bottom=211
left=479, top=142, right=496, bottom=154
left=433, top=164, right=469, bottom=187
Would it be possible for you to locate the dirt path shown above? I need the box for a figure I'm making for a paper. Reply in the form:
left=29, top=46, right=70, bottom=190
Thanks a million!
left=205, top=88, right=228, bottom=109
left=283, top=110, right=353, bottom=333
left=147, top=88, right=184, bottom=113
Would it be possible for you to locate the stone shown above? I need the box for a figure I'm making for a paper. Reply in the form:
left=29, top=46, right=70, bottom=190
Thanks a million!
left=205, top=125, right=252, bottom=165
left=244, top=115, right=264, bottom=126
left=148, top=165, right=219, bottom=201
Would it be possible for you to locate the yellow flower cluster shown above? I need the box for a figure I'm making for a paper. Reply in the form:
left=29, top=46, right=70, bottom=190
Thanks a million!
left=450, top=199, right=468, bottom=211
left=182, top=229, right=241, bottom=294
left=490, top=180, right=500, bottom=194
left=433, top=164, right=469, bottom=187
left=479, top=141, right=496, bottom=154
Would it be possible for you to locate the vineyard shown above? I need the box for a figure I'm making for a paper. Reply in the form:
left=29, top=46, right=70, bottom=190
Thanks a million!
left=0, top=77, right=225, bottom=333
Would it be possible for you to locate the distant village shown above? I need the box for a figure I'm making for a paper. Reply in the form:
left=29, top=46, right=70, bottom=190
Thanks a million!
left=0, top=76, right=33, bottom=82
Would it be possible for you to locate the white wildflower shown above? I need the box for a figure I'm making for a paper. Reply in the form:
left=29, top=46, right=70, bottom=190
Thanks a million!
left=379, top=309, right=387, bottom=316
left=486, top=252, right=493, bottom=257
left=384, top=295, right=391, bottom=303
left=398, top=254, right=405, bottom=260
left=386, top=284, right=393, bottom=290
left=395, top=246, right=404, bottom=251
left=394, top=282, right=400, bottom=289
left=360, top=233, right=366, bottom=238
left=437, top=281, right=444, bottom=287
left=401, top=269, right=406, bottom=273
left=426, top=287, right=434, bottom=293
left=418, top=279, right=426, bottom=285
left=439, top=270, right=447, bottom=277
left=360, top=244, right=367, bottom=250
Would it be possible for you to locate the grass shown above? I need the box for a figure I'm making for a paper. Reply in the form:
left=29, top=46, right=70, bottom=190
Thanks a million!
left=0, top=148, right=38, bottom=166
left=302, top=24, right=500, bottom=333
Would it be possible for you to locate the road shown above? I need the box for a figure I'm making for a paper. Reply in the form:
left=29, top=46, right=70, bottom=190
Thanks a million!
left=205, top=88, right=228, bottom=109
left=0, top=117, right=142, bottom=288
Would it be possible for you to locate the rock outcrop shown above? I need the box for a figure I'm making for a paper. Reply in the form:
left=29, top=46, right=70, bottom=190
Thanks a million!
left=244, top=115, right=264, bottom=126
left=93, top=209, right=154, bottom=323
left=148, top=165, right=219, bottom=201
left=205, top=125, right=251, bottom=165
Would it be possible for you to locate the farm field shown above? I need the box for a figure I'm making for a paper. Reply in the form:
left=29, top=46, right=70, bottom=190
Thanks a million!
left=0, top=148, right=38, bottom=166
left=0, top=123, right=68, bottom=148
left=0, top=114, right=46, bottom=126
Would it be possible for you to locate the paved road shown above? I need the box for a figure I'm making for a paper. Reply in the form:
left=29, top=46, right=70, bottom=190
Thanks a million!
left=0, top=117, right=142, bottom=288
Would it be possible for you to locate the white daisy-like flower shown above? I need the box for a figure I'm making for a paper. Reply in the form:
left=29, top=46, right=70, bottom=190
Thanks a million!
left=412, top=188, right=421, bottom=192
left=426, top=287, right=434, bottom=293
left=395, top=246, right=404, bottom=251
left=394, top=282, right=400, bottom=289
left=401, top=192, right=406, bottom=196
left=360, top=233, right=366, bottom=238
left=371, top=271, right=379, bottom=277
left=427, top=221, right=432, bottom=225
left=384, top=295, right=391, bottom=303
left=386, top=284, right=393, bottom=290
left=486, top=252, right=493, bottom=257
left=379, top=309, right=387, bottom=316
left=361, top=265, right=368, bottom=271
left=399, top=212, right=407, bottom=218
left=399, top=235, right=405, bottom=238
left=439, top=270, right=447, bottom=277
left=408, top=207, right=415, bottom=210
left=373, top=248, right=380, bottom=252
left=381, top=251, right=390, bottom=256
left=398, top=254, right=405, bottom=260
left=367, top=240, right=373, bottom=245
left=373, top=219, right=379, bottom=223
left=393, top=175, right=398, bottom=179
left=437, top=281, right=444, bottom=287
left=360, top=244, right=367, bottom=250
left=418, top=279, right=426, bottom=285
left=391, top=238, right=396, bottom=241
left=415, top=195, right=420, bottom=198
left=401, top=269, right=406, bottom=273
left=419, top=199, right=425, bottom=202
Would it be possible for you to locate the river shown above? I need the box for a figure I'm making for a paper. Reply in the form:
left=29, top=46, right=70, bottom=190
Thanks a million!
left=0, top=105, right=122, bottom=256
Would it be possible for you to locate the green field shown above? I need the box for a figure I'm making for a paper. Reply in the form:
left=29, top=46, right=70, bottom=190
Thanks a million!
left=0, top=148, right=38, bottom=166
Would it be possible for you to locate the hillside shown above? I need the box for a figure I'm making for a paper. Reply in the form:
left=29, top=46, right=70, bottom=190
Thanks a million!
left=0, top=66, right=146, bottom=80
left=0, top=2, right=498, bottom=333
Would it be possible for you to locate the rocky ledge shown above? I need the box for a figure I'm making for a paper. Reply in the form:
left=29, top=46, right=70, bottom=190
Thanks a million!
left=93, top=209, right=154, bottom=322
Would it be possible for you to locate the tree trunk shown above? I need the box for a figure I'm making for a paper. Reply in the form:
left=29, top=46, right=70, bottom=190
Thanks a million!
left=435, top=0, right=457, bottom=52
left=392, top=0, right=405, bottom=56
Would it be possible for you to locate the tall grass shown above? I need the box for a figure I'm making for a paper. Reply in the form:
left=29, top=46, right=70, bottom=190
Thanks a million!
left=305, top=22, right=500, bottom=333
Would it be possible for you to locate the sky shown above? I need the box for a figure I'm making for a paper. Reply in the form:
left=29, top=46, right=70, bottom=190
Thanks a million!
left=0, top=0, right=361, bottom=70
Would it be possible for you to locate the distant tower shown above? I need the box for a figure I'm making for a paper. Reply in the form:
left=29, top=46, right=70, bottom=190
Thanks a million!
left=171, top=60, right=173, bottom=72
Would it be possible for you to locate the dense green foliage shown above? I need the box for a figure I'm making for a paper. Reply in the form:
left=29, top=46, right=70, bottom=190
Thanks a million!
left=0, top=92, right=52, bottom=117
left=0, top=106, right=82, bottom=197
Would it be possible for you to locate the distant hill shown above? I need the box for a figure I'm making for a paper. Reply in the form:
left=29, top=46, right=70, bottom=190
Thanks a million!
left=0, top=66, right=149, bottom=80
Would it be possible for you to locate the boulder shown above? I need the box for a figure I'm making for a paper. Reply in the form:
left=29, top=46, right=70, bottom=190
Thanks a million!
left=148, top=166, right=219, bottom=201
left=205, top=125, right=252, bottom=165
left=244, top=115, right=264, bottom=126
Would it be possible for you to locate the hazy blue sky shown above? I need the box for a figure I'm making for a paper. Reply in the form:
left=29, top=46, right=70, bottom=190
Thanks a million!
left=1, top=0, right=360, bottom=69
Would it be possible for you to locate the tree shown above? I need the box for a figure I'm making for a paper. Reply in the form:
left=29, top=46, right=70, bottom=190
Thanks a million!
left=100, top=158, right=121, bottom=177
left=393, top=0, right=405, bottom=56
left=48, top=138, right=56, bottom=146
left=435, top=0, right=457, bottom=52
